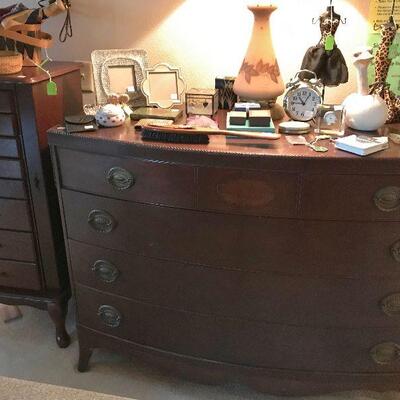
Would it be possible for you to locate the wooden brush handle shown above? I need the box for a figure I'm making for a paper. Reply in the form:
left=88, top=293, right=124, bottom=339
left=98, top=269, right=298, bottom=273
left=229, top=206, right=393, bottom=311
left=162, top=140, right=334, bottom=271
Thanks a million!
left=146, top=125, right=281, bottom=140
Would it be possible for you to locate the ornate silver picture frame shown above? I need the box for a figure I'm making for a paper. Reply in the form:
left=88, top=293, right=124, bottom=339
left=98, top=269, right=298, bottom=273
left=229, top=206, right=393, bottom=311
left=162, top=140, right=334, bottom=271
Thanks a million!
left=141, top=63, right=186, bottom=109
left=91, top=49, right=148, bottom=106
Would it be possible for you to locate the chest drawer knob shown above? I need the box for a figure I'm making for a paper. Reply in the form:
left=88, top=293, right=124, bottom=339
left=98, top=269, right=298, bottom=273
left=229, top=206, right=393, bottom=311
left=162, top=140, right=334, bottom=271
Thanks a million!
left=381, top=294, right=400, bottom=316
left=391, top=241, right=400, bottom=263
left=371, top=342, right=400, bottom=365
left=87, top=210, right=117, bottom=233
left=374, top=186, right=400, bottom=212
left=92, top=260, right=120, bottom=283
left=106, top=167, right=135, bottom=191
left=97, top=305, right=122, bottom=328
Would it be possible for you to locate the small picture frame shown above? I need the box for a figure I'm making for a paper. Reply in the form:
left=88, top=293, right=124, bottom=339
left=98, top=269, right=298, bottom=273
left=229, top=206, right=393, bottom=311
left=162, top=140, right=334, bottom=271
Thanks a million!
left=141, top=63, right=186, bottom=109
left=91, top=49, right=148, bottom=106
left=315, top=104, right=345, bottom=136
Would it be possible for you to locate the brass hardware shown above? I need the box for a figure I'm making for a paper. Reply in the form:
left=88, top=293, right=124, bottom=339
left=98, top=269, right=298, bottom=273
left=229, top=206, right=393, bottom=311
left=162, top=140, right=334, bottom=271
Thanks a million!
left=381, top=293, right=400, bottom=316
left=374, top=186, right=400, bottom=212
left=92, top=260, right=120, bottom=283
left=106, top=167, right=135, bottom=191
left=391, top=241, right=400, bottom=262
left=87, top=210, right=117, bottom=233
left=371, top=342, right=400, bottom=365
left=97, top=305, right=122, bottom=328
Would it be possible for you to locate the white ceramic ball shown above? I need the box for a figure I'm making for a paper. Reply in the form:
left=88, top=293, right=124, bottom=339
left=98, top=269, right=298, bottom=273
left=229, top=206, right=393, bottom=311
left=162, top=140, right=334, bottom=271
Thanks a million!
left=343, top=94, right=388, bottom=131
left=95, top=104, right=126, bottom=128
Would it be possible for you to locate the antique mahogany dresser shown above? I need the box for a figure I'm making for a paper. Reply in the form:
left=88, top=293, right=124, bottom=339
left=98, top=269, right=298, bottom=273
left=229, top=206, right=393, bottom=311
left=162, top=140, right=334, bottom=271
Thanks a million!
left=0, top=62, right=82, bottom=347
left=49, top=115, right=400, bottom=394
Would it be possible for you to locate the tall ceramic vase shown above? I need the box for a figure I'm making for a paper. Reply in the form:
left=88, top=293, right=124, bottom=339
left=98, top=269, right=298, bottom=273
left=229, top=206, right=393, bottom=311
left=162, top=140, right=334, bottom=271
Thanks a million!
left=234, top=4, right=285, bottom=102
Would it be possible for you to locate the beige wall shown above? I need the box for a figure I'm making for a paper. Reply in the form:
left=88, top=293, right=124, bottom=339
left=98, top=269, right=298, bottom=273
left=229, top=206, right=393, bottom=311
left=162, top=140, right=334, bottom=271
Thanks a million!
left=25, top=0, right=371, bottom=104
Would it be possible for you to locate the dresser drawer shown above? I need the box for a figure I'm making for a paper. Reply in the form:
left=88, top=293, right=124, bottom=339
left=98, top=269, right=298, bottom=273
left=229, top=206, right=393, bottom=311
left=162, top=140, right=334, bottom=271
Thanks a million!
left=198, top=167, right=299, bottom=217
left=0, top=160, right=23, bottom=179
left=0, top=137, right=19, bottom=158
left=0, top=199, right=31, bottom=231
left=0, top=231, right=36, bottom=262
left=76, top=285, right=400, bottom=373
left=62, top=190, right=400, bottom=279
left=57, top=148, right=196, bottom=208
left=0, top=260, right=41, bottom=290
left=0, top=114, right=18, bottom=137
left=70, top=240, right=400, bottom=328
left=0, top=179, right=26, bottom=199
left=302, top=174, right=400, bottom=221
left=0, top=91, right=14, bottom=113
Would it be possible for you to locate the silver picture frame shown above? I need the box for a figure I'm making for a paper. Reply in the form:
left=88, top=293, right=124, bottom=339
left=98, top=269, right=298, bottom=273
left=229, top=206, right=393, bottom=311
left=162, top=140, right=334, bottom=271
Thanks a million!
left=141, top=63, right=186, bottom=109
left=91, top=49, right=148, bottom=106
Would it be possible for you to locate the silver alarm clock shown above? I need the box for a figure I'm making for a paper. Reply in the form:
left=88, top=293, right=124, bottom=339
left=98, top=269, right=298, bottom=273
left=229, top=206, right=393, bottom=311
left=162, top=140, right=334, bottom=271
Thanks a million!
left=283, top=70, right=324, bottom=122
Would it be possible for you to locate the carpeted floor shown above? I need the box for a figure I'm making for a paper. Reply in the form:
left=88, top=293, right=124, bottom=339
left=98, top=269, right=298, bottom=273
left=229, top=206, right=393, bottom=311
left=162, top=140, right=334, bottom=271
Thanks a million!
left=1, top=304, right=400, bottom=400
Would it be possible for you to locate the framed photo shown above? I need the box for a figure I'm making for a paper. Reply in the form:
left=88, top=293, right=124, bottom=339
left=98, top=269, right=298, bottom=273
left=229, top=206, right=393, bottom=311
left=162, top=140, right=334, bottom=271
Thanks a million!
left=141, top=63, right=186, bottom=109
left=91, top=49, right=148, bottom=106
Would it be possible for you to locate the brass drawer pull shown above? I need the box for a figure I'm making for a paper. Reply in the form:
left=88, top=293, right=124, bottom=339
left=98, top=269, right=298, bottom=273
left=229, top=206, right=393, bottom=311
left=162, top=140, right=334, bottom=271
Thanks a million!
left=97, top=305, right=122, bottom=328
left=371, top=342, right=400, bottom=365
left=106, top=167, right=135, bottom=191
left=92, top=260, right=120, bottom=283
left=87, top=210, right=117, bottom=233
left=381, top=293, right=400, bottom=316
left=391, top=241, right=400, bottom=263
left=374, top=186, right=400, bottom=212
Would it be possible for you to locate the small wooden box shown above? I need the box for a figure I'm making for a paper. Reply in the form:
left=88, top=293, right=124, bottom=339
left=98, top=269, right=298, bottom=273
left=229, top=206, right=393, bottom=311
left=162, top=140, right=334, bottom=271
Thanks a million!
left=186, top=89, right=219, bottom=117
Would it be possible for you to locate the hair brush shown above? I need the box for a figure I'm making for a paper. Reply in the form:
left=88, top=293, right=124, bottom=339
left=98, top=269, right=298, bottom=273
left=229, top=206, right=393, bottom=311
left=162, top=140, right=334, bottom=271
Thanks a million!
left=139, top=124, right=281, bottom=144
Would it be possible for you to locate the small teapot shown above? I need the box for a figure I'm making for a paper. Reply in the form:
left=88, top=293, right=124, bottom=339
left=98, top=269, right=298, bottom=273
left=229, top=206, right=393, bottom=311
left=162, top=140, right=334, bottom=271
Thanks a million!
left=343, top=47, right=388, bottom=131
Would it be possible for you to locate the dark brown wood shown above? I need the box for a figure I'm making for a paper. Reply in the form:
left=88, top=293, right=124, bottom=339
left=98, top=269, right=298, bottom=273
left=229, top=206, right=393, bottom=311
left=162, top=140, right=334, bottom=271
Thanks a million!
left=0, top=199, right=31, bottom=231
left=49, top=113, right=400, bottom=394
left=69, top=240, right=400, bottom=328
left=0, top=138, right=19, bottom=158
left=77, top=325, right=400, bottom=396
left=75, top=284, right=400, bottom=373
left=0, top=160, right=23, bottom=179
left=0, top=179, right=26, bottom=199
left=57, top=148, right=196, bottom=208
left=0, top=231, right=36, bottom=262
left=0, top=90, right=14, bottom=113
left=62, top=189, right=400, bottom=279
left=0, top=62, right=82, bottom=348
left=0, top=260, right=41, bottom=290
left=0, top=114, right=18, bottom=137
left=198, top=166, right=299, bottom=217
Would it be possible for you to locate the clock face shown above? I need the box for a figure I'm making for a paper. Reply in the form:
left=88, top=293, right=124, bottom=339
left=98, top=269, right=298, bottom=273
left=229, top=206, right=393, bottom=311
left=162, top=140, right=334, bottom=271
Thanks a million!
left=286, top=87, right=322, bottom=122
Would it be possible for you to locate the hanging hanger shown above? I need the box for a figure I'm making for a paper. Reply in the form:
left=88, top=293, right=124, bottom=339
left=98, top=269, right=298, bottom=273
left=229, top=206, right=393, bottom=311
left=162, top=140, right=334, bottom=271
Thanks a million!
left=312, top=0, right=347, bottom=25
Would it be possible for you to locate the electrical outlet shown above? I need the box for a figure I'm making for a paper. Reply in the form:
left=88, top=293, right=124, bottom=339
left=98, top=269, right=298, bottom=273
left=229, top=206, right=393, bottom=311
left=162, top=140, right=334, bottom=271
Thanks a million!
left=77, top=61, right=94, bottom=93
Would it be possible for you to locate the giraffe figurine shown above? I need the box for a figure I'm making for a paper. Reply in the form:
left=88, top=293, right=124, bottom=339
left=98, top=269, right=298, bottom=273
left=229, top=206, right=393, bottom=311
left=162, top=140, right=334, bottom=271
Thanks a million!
left=371, top=16, right=400, bottom=123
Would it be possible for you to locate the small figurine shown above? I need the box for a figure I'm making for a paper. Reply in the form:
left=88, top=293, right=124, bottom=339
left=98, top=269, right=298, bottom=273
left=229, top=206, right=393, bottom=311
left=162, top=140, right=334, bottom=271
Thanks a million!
left=343, top=47, right=388, bottom=131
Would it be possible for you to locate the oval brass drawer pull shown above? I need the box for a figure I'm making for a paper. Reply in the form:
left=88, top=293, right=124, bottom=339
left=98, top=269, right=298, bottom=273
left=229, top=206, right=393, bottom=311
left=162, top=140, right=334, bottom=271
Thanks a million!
left=87, top=209, right=117, bottom=233
left=371, top=342, right=400, bottom=365
left=106, top=167, right=135, bottom=191
left=92, top=260, right=120, bottom=283
left=381, top=293, right=400, bottom=316
left=391, top=241, right=400, bottom=263
left=97, top=305, right=122, bottom=328
left=374, top=186, right=400, bottom=212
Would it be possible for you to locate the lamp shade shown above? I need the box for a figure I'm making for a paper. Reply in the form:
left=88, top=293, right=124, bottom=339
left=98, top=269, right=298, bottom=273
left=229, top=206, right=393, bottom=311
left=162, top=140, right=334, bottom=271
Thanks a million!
left=233, top=4, right=285, bottom=101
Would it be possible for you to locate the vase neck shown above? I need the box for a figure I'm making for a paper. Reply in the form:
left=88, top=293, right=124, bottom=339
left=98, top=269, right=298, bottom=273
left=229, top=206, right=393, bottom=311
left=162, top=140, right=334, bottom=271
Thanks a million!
left=248, top=5, right=277, bottom=21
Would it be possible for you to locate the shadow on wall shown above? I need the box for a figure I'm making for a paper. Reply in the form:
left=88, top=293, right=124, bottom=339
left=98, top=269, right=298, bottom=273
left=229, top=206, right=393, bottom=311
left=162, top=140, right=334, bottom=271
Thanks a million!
left=37, top=0, right=185, bottom=59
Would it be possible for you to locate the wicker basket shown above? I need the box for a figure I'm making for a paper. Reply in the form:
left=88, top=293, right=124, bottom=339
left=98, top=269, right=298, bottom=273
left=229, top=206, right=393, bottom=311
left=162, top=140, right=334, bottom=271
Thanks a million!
left=0, top=51, right=23, bottom=75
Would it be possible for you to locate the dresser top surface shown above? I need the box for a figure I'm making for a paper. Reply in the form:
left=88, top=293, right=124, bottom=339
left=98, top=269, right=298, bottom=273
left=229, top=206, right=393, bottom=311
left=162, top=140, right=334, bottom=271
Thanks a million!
left=0, top=62, right=81, bottom=85
left=48, top=111, right=400, bottom=163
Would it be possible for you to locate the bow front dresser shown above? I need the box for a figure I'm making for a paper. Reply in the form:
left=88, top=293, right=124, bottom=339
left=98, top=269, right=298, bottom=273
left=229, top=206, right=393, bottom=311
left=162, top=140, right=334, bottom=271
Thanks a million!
left=0, top=62, right=82, bottom=347
left=49, top=116, right=400, bottom=395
